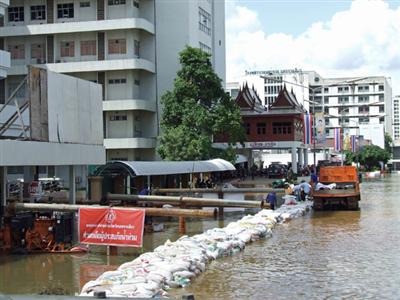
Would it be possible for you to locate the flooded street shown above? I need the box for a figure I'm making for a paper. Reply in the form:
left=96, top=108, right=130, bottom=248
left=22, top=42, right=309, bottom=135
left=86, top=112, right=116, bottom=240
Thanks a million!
left=1, top=175, right=400, bottom=299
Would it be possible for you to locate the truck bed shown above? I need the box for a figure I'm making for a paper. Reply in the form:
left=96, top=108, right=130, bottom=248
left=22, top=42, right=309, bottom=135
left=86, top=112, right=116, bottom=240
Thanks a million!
left=313, top=188, right=359, bottom=198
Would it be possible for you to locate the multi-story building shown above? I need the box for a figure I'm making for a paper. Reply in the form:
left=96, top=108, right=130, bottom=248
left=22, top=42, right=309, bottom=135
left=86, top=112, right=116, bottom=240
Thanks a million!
left=393, top=96, right=400, bottom=145
left=0, top=0, right=225, bottom=161
left=229, top=70, right=393, bottom=146
left=235, top=69, right=311, bottom=111
left=308, top=73, right=392, bottom=143
left=0, top=0, right=10, bottom=79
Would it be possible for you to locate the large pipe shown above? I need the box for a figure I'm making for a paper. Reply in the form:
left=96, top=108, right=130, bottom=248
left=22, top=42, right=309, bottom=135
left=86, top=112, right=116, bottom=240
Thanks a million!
left=107, top=193, right=266, bottom=209
left=153, top=187, right=285, bottom=194
left=10, top=203, right=215, bottom=218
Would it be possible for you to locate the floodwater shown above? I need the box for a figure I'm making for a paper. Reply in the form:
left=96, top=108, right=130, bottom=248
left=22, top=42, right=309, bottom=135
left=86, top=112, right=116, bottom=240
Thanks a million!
left=1, top=175, right=400, bottom=299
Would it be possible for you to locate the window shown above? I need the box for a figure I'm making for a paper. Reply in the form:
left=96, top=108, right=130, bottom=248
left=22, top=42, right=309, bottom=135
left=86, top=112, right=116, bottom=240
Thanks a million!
left=379, top=105, right=385, bottom=113
left=256, top=122, right=266, bottom=135
left=245, top=123, right=250, bottom=135
left=57, top=3, right=74, bottom=19
left=338, top=87, right=343, bottom=92
left=379, top=117, right=385, bottom=124
left=324, top=107, right=329, bottom=114
left=358, top=96, right=369, bottom=103
left=8, top=7, right=24, bottom=22
left=359, top=117, right=369, bottom=124
left=358, top=106, right=369, bottom=114
left=134, top=40, right=140, bottom=57
left=133, top=1, right=139, bottom=8
left=108, top=78, right=127, bottom=84
left=31, top=5, right=46, bottom=20
left=324, top=96, right=329, bottom=104
left=108, top=39, right=126, bottom=54
left=338, top=96, right=349, bottom=104
left=379, top=85, right=384, bottom=92
left=80, top=40, right=96, bottom=56
left=31, top=43, right=45, bottom=61
left=8, top=166, right=24, bottom=175
left=110, top=115, right=127, bottom=121
left=8, top=45, right=25, bottom=59
left=134, top=79, right=140, bottom=86
left=8, top=82, right=26, bottom=98
left=60, top=41, right=75, bottom=57
left=199, top=42, right=211, bottom=55
left=272, top=122, right=292, bottom=135
left=339, top=107, right=349, bottom=115
left=324, top=87, right=329, bottom=93
left=379, top=95, right=384, bottom=102
left=358, top=85, right=369, bottom=92
left=108, top=0, right=126, bottom=5
left=199, top=7, right=211, bottom=35
left=80, top=2, right=91, bottom=7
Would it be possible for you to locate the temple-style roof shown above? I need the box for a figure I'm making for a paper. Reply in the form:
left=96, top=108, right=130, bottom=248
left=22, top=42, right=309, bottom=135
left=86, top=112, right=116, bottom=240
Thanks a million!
left=267, top=85, right=307, bottom=115
left=235, top=82, right=265, bottom=113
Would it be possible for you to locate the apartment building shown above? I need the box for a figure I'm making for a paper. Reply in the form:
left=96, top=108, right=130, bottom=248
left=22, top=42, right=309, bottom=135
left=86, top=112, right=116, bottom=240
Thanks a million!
left=308, top=73, right=392, bottom=141
left=393, top=96, right=400, bottom=145
left=0, top=0, right=10, bottom=79
left=234, top=69, right=311, bottom=111
left=0, top=0, right=225, bottom=161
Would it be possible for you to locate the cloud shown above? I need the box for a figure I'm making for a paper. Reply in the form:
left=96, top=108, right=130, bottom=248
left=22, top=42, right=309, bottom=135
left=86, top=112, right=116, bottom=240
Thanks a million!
left=226, top=0, right=400, bottom=93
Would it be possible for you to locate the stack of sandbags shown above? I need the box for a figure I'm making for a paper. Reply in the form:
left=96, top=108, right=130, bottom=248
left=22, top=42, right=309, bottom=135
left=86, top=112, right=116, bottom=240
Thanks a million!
left=80, top=201, right=312, bottom=298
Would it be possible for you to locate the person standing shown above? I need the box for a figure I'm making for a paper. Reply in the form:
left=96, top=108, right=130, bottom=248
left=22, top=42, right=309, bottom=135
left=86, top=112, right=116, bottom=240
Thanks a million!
left=266, top=192, right=277, bottom=210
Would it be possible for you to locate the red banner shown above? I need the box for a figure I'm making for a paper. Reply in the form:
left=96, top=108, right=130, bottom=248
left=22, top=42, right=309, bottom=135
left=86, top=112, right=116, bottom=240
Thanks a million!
left=79, top=207, right=145, bottom=247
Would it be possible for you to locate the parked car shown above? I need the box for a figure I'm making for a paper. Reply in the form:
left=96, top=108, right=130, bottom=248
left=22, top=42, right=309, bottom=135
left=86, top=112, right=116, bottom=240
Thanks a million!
left=267, top=163, right=287, bottom=178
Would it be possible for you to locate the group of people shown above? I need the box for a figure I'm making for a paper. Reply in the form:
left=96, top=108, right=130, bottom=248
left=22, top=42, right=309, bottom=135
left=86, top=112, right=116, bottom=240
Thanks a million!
left=266, top=169, right=318, bottom=209
left=193, top=177, right=214, bottom=189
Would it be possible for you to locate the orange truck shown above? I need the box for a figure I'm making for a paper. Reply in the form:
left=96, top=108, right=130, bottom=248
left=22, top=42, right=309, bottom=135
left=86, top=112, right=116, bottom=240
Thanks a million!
left=312, top=166, right=361, bottom=210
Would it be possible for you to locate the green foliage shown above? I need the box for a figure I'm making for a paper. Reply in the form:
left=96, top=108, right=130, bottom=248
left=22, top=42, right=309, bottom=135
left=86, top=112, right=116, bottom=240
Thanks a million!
left=346, top=145, right=390, bottom=171
left=158, top=46, right=245, bottom=163
left=384, top=132, right=393, bottom=155
left=343, top=150, right=357, bottom=165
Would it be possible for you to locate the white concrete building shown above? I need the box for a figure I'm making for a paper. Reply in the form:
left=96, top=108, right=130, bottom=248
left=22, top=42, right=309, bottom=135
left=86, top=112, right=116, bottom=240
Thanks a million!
left=308, top=74, right=392, bottom=141
left=230, top=70, right=392, bottom=145
left=236, top=69, right=311, bottom=111
left=0, top=0, right=225, bottom=161
left=0, top=0, right=10, bottom=79
left=393, top=96, right=400, bottom=146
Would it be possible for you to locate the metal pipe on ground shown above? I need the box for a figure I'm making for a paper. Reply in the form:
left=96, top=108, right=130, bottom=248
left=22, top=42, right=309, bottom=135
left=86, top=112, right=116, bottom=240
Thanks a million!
left=107, top=193, right=267, bottom=209
left=9, top=203, right=216, bottom=218
left=153, top=187, right=285, bottom=194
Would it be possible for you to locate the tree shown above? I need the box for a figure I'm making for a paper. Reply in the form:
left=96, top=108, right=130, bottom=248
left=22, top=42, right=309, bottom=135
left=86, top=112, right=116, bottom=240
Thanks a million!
left=358, top=145, right=390, bottom=171
left=158, top=46, right=245, bottom=163
left=384, top=132, right=393, bottom=155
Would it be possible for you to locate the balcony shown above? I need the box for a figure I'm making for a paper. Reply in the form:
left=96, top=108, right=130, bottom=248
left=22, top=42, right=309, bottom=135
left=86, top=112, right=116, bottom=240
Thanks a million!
left=9, top=58, right=155, bottom=75
left=104, top=137, right=156, bottom=149
left=103, top=99, right=156, bottom=112
left=0, top=17, right=154, bottom=37
left=0, top=0, right=8, bottom=16
left=0, top=50, right=10, bottom=78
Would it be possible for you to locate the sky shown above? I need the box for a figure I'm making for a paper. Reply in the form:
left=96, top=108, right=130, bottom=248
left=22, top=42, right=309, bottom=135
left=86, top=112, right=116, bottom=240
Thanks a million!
left=225, top=0, right=400, bottom=94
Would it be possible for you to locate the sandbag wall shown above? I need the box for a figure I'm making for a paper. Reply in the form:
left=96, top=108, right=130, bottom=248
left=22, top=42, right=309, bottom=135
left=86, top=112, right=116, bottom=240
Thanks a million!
left=80, top=202, right=313, bottom=298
